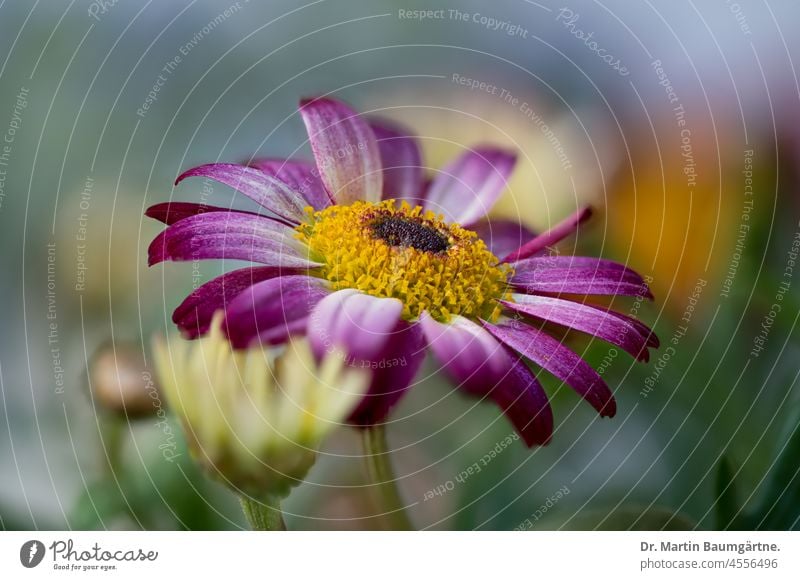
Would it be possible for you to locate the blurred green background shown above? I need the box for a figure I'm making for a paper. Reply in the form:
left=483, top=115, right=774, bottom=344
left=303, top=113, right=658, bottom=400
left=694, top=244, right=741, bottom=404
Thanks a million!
left=1, top=0, right=800, bottom=530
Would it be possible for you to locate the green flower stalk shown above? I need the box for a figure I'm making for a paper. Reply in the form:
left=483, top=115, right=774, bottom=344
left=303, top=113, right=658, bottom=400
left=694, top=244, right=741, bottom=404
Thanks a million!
left=153, top=313, right=369, bottom=529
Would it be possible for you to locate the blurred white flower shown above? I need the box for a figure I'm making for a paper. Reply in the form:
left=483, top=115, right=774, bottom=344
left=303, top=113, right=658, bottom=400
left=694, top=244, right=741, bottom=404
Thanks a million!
left=153, top=313, right=368, bottom=498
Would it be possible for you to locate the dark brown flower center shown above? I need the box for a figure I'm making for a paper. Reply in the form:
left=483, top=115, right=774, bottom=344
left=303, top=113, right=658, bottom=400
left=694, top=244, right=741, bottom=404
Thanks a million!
left=370, top=215, right=450, bottom=253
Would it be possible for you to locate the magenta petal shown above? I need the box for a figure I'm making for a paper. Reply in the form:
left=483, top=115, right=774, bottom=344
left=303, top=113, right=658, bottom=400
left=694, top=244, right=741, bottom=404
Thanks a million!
left=503, top=294, right=655, bottom=362
left=510, top=256, right=653, bottom=299
left=307, top=289, right=403, bottom=361
left=347, top=320, right=426, bottom=426
left=176, top=163, right=308, bottom=223
left=307, top=290, right=420, bottom=425
left=368, top=117, right=424, bottom=203
left=470, top=218, right=536, bottom=259
left=605, top=309, right=660, bottom=348
left=145, top=202, right=261, bottom=225
left=172, top=266, right=296, bottom=339
left=299, top=97, right=383, bottom=205
left=247, top=158, right=332, bottom=210
left=485, top=319, right=616, bottom=417
left=491, top=356, right=554, bottom=447
left=147, top=211, right=316, bottom=269
left=502, top=206, right=592, bottom=262
left=423, top=147, right=516, bottom=226
left=419, top=313, right=511, bottom=393
left=420, top=313, right=552, bottom=445
left=223, top=275, right=329, bottom=349
left=515, top=256, right=647, bottom=277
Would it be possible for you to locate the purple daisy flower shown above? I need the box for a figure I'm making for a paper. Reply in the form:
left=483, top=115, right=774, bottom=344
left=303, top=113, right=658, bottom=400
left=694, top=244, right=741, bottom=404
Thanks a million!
left=147, top=96, right=658, bottom=447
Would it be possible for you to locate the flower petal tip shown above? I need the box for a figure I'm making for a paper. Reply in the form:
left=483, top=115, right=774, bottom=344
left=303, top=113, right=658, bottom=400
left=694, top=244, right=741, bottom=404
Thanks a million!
left=480, top=145, right=518, bottom=164
left=146, top=235, right=167, bottom=266
left=300, top=95, right=339, bottom=109
left=577, top=204, right=593, bottom=222
left=174, top=167, right=194, bottom=186
left=599, top=398, right=617, bottom=418
left=144, top=204, right=161, bottom=220
left=501, top=204, right=595, bottom=263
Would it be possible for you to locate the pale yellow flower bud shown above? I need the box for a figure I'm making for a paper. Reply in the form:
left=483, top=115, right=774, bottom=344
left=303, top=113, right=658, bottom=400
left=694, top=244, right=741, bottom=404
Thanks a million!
left=153, top=313, right=368, bottom=499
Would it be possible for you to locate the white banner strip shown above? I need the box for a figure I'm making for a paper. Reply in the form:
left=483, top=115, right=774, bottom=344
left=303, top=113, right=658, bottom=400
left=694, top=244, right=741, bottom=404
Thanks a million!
left=1, top=531, right=799, bottom=578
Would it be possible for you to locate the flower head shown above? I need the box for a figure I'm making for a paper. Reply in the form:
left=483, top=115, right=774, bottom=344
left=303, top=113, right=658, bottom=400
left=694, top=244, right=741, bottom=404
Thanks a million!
left=153, top=313, right=368, bottom=498
left=147, top=96, right=658, bottom=446
left=297, top=199, right=512, bottom=322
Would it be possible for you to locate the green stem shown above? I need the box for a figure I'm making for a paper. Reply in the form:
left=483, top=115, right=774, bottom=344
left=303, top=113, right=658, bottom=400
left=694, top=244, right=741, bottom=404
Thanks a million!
left=101, top=415, right=125, bottom=477
left=239, top=495, right=286, bottom=531
left=362, top=425, right=414, bottom=530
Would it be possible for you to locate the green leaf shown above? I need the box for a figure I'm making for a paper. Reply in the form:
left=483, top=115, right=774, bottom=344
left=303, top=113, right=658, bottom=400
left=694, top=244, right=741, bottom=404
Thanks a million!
left=751, top=402, right=800, bottom=530
left=714, top=455, right=742, bottom=529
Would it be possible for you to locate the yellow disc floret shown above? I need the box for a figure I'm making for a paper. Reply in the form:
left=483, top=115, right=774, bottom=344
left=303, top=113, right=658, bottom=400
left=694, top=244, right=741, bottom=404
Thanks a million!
left=296, top=200, right=513, bottom=322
